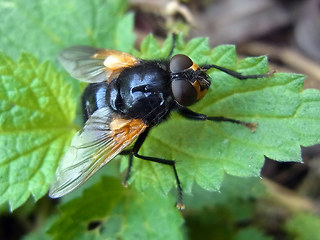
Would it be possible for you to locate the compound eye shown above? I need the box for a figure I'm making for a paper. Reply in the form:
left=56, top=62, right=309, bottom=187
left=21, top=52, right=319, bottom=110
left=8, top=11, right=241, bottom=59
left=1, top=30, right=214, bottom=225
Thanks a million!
left=171, top=80, right=197, bottom=106
left=170, top=54, right=193, bottom=73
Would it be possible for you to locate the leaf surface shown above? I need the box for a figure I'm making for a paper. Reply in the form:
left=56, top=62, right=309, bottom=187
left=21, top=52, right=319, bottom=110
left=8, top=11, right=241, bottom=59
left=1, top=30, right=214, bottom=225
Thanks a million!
left=0, top=52, right=77, bottom=210
left=285, top=213, right=320, bottom=240
left=48, top=177, right=184, bottom=240
left=0, top=0, right=135, bottom=61
left=130, top=35, right=320, bottom=198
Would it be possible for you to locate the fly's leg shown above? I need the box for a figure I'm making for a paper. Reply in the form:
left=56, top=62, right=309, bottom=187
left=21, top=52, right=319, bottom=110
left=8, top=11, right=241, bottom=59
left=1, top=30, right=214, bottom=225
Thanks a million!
left=177, top=107, right=257, bottom=132
left=168, top=33, right=177, bottom=58
left=122, top=127, right=185, bottom=210
left=201, top=64, right=273, bottom=80
left=121, top=153, right=133, bottom=188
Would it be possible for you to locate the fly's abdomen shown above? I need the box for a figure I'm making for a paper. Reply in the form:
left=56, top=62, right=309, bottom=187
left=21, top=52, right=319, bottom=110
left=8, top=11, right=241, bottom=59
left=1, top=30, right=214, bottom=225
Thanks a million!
left=82, top=82, right=108, bottom=122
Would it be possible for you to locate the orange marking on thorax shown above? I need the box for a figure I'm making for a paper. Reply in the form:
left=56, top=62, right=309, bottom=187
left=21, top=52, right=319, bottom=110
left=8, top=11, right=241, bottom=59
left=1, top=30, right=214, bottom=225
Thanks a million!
left=190, top=62, right=200, bottom=71
left=189, top=63, right=207, bottom=100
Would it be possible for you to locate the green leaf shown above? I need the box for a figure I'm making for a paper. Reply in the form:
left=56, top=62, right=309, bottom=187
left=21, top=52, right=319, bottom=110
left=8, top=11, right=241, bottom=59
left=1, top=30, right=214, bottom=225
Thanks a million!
left=48, top=176, right=184, bottom=240
left=184, top=176, right=269, bottom=240
left=129, top=36, right=320, bottom=202
left=23, top=215, right=57, bottom=240
left=185, top=175, right=266, bottom=217
left=285, top=213, right=320, bottom=240
left=193, top=175, right=265, bottom=204
left=0, top=0, right=135, bottom=61
left=0, top=52, right=77, bottom=211
left=234, top=228, right=272, bottom=240
left=134, top=34, right=175, bottom=59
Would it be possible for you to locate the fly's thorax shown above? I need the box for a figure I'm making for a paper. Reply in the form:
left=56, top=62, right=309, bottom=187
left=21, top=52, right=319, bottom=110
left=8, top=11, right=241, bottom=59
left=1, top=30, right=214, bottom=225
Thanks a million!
left=81, top=82, right=109, bottom=123
left=106, top=61, right=175, bottom=126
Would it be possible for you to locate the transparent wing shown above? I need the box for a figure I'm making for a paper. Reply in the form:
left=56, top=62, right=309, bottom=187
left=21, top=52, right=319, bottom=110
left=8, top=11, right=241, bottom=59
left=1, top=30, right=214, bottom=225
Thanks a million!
left=49, top=107, right=147, bottom=198
left=58, top=46, right=138, bottom=83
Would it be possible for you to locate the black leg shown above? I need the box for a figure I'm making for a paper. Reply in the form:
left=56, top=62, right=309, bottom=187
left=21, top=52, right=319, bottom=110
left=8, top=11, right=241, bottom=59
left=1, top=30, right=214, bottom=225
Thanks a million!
left=168, top=33, right=177, bottom=58
left=133, top=152, right=184, bottom=210
left=120, top=148, right=133, bottom=186
left=122, top=127, right=185, bottom=210
left=177, top=107, right=257, bottom=131
left=122, top=154, right=133, bottom=188
left=121, top=128, right=150, bottom=186
left=201, top=64, right=272, bottom=80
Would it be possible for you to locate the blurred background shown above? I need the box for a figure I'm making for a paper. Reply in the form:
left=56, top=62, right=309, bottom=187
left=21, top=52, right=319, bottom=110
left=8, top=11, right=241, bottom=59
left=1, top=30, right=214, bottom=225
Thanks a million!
left=1, top=0, right=320, bottom=239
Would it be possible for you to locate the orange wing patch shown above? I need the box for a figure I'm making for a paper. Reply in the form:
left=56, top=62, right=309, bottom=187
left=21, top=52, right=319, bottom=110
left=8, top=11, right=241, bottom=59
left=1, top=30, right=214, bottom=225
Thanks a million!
left=109, top=118, right=147, bottom=155
left=89, top=117, right=147, bottom=170
left=58, top=46, right=139, bottom=83
left=93, top=49, right=138, bottom=82
left=49, top=107, right=147, bottom=198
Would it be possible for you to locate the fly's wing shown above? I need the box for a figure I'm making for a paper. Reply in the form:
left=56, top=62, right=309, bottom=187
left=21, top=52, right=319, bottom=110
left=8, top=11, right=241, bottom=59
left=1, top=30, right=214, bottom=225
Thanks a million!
left=58, top=46, right=138, bottom=83
left=49, top=107, right=147, bottom=198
